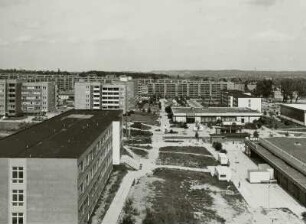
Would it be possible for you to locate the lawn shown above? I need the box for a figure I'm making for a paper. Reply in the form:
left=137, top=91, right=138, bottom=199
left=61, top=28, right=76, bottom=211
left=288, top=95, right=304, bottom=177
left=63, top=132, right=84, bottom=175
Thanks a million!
left=124, top=137, right=152, bottom=145
left=158, top=153, right=218, bottom=168
left=128, top=112, right=159, bottom=126
left=126, top=168, right=250, bottom=224
left=130, top=147, right=149, bottom=158
left=159, top=146, right=211, bottom=155
left=130, top=122, right=152, bottom=130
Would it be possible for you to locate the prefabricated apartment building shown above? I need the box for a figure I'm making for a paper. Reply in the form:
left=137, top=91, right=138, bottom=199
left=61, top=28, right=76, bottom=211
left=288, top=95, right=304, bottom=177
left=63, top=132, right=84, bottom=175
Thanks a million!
left=0, top=109, right=122, bottom=224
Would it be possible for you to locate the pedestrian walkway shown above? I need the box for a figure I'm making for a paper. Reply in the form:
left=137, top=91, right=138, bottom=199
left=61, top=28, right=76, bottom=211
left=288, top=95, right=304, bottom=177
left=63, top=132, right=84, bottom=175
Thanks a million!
left=101, top=171, right=137, bottom=224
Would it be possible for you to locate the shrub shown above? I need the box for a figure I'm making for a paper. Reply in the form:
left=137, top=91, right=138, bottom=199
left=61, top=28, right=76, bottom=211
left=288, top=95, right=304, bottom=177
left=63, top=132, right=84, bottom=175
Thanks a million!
left=213, top=142, right=222, bottom=151
left=253, top=131, right=259, bottom=138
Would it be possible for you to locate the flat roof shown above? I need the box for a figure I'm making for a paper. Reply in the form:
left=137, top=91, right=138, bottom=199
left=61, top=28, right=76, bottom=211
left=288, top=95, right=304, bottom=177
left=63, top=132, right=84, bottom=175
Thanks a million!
left=265, top=137, right=306, bottom=164
left=172, top=107, right=261, bottom=115
left=252, top=142, right=306, bottom=190
left=0, top=109, right=122, bottom=159
left=281, top=104, right=306, bottom=111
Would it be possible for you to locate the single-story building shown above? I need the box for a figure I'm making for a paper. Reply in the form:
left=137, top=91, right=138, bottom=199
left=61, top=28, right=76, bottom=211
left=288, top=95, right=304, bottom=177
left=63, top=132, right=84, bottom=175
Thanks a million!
left=172, top=107, right=262, bottom=125
left=215, top=166, right=231, bottom=181
left=280, top=104, right=306, bottom=126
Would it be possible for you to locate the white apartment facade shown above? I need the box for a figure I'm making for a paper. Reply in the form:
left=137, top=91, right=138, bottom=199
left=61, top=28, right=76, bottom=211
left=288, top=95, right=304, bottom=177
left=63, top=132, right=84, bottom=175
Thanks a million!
left=75, top=82, right=128, bottom=113
left=21, top=82, right=57, bottom=114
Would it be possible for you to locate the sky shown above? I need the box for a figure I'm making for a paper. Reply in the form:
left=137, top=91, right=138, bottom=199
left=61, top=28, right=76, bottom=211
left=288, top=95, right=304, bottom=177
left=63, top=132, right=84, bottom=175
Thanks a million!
left=0, top=0, right=306, bottom=71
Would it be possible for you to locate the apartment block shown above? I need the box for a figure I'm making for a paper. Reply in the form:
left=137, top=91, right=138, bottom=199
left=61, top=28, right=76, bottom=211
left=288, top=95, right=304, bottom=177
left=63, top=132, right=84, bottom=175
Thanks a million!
left=146, top=79, right=230, bottom=102
left=0, top=109, right=123, bottom=224
left=75, top=81, right=132, bottom=113
left=21, top=82, right=57, bottom=114
left=0, top=80, right=22, bottom=117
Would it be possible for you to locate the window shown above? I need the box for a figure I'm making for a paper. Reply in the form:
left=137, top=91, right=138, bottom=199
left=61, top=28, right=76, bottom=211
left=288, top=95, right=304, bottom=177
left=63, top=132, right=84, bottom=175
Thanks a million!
left=12, top=190, right=24, bottom=206
left=12, top=212, right=24, bottom=224
left=12, top=167, right=24, bottom=183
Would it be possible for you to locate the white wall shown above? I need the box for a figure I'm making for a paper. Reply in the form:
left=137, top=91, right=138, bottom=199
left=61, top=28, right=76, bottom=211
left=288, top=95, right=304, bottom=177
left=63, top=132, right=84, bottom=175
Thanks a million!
left=238, top=98, right=262, bottom=112
left=112, top=121, right=121, bottom=165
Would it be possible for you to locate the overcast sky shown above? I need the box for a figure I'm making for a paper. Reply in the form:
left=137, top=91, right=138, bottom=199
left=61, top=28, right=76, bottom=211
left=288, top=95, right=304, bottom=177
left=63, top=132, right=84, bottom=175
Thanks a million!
left=0, top=0, right=306, bottom=71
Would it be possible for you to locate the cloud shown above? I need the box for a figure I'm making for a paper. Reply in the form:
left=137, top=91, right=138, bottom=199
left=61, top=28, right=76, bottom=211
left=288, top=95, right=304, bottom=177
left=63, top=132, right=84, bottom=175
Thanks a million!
left=247, top=0, right=281, bottom=7
left=0, top=38, right=9, bottom=46
left=252, top=30, right=295, bottom=42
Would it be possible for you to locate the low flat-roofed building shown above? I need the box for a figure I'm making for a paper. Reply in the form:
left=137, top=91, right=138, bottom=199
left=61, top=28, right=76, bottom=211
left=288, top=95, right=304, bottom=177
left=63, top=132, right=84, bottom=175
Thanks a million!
left=0, top=109, right=123, bottom=224
left=221, top=90, right=262, bottom=112
left=245, top=137, right=306, bottom=206
left=280, top=104, right=306, bottom=126
left=172, top=107, right=262, bottom=125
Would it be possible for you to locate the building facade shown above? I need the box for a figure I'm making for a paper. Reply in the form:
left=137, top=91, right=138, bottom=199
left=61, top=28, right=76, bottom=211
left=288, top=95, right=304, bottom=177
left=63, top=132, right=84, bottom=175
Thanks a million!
left=172, top=107, right=262, bottom=125
left=221, top=90, right=262, bottom=112
left=21, top=82, right=57, bottom=114
left=0, top=80, right=22, bottom=117
left=280, top=104, right=306, bottom=126
left=146, top=80, right=230, bottom=102
left=75, top=81, right=134, bottom=113
left=0, top=110, right=123, bottom=224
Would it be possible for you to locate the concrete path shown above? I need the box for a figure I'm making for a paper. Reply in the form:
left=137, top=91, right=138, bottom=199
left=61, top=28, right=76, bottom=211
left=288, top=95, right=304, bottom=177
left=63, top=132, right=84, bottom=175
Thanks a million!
left=101, top=171, right=137, bottom=224
left=210, top=141, right=306, bottom=217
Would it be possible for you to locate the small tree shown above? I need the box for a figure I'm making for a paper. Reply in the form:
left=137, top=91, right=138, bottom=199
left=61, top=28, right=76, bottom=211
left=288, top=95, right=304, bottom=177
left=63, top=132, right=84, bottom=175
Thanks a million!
left=253, top=131, right=259, bottom=139
left=195, top=131, right=199, bottom=139
left=213, top=142, right=222, bottom=151
left=147, top=107, right=151, bottom=113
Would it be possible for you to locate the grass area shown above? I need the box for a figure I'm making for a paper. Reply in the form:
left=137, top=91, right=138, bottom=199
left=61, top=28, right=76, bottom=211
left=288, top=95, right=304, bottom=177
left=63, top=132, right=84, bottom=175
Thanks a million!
left=128, top=144, right=152, bottom=150
left=159, top=146, right=211, bottom=155
left=158, top=153, right=218, bottom=168
left=130, top=122, right=151, bottom=130
left=130, top=147, right=149, bottom=158
left=91, top=165, right=129, bottom=223
left=134, top=168, right=248, bottom=224
left=124, top=137, right=152, bottom=145
left=128, top=112, right=159, bottom=126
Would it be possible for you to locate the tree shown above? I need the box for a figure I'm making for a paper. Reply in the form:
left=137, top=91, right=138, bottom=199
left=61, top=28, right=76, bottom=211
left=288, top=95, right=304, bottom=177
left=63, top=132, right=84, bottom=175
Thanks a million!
left=213, top=142, right=222, bottom=151
left=254, top=79, right=273, bottom=98
left=253, top=131, right=259, bottom=139
left=294, top=79, right=306, bottom=102
left=195, top=131, right=199, bottom=139
left=280, top=79, right=295, bottom=103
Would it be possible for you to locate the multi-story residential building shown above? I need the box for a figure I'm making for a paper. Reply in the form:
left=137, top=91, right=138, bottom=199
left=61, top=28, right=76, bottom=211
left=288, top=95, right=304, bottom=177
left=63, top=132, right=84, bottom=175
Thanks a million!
left=146, top=80, right=230, bottom=102
left=0, top=80, right=22, bottom=117
left=75, top=81, right=134, bottom=113
left=221, top=90, right=262, bottom=112
left=0, top=109, right=123, bottom=224
left=0, top=73, right=75, bottom=91
left=21, top=82, right=57, bottom=114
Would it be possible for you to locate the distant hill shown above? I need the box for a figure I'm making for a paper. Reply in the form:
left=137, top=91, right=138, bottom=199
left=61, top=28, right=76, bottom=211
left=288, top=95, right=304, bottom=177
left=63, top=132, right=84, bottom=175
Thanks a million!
left=152, top=70, right=306, bottom=80
left=0, top=69, right=169, bottom=79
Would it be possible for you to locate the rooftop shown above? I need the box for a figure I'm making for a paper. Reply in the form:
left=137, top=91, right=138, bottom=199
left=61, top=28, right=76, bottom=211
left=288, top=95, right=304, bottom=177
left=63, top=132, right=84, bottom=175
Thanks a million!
left=264, top=137, right=306, bottom=164
left=281, top=104, right=306, bottom=111
left=0, top=109, right=122, bottom=159
left=172, top=107, right=261, bottom=115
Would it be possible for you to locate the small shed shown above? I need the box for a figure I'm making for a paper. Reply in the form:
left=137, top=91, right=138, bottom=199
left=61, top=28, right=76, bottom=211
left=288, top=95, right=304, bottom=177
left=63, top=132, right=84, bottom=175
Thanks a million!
left=215, top=166, right=231, bottom=182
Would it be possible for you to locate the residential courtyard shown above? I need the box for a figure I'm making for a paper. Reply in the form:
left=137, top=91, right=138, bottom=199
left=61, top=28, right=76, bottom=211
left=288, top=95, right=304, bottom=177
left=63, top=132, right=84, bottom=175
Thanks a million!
left=101, top=99, right=306, bottom=224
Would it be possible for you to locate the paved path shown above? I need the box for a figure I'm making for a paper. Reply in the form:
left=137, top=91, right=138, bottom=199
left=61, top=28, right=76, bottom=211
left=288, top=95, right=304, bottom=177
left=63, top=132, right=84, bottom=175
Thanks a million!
left=214, top=142, right=306, bottom=217
left=101, top=171, right=137, bottom=224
